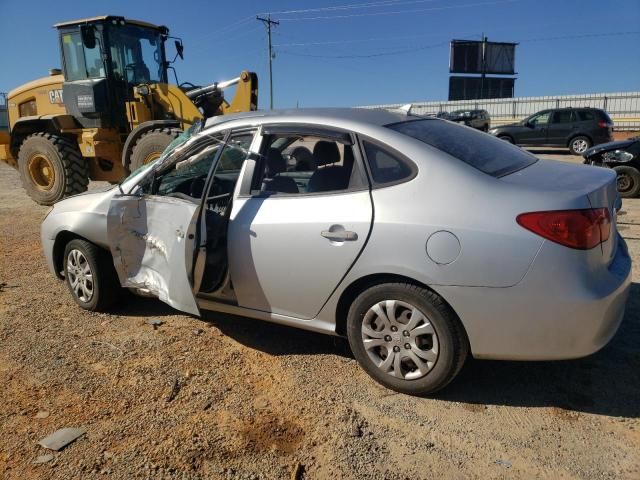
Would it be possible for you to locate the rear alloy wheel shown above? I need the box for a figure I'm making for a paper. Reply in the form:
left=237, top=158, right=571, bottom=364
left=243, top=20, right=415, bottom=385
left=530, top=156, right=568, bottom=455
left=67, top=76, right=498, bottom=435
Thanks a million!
left=569, top=136, right=591, bottom=155
left=347, top=283, right=468, bottom=395
left=17, top=133, right=88, bottom=205
left=129, top=127, right=181, bottom=172
left=613, top=166, right=640, bottom=198
left=64, top=239, right=120, bottom=311
left=498, top=134, right=514, bottom=144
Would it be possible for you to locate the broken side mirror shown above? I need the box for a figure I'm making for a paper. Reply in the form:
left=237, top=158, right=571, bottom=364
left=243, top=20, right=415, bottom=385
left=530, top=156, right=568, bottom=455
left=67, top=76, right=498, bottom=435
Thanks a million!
left=80, top=25, right=96, bottom=49
left=175, top=40, right=184, bottom=60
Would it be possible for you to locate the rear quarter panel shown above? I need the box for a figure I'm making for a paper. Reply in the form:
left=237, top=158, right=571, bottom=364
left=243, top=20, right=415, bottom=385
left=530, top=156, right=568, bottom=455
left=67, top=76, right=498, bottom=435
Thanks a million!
left=343, top=128, right=547, bottom=289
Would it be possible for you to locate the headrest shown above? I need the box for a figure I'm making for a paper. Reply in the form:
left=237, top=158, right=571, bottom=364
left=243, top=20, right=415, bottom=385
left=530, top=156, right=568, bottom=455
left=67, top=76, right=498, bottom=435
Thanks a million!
left=266, top=148, right=286, bottom=175
left=292, top=146, right=315, bottom=171
left=313, top=141, right=340, bottom=167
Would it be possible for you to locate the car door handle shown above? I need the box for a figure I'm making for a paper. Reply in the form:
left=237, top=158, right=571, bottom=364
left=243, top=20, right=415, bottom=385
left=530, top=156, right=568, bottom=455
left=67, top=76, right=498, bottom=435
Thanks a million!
left=321, top=230, right=358, bottom=241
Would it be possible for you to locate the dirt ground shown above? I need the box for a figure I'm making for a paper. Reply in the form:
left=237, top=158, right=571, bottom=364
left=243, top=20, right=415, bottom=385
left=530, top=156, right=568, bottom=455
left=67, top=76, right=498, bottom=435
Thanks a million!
left=0, top=151, right=639, bottom=480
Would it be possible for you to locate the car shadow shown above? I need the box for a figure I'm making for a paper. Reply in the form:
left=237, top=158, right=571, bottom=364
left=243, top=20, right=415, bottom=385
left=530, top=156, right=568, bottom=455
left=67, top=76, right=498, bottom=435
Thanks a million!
left=113, top=293, right=179, bottom=317
left=112, top=282, right=640, bottom=418
left=439, top=282, right=640, bottom=418
left=202, top=310, right=353, bottom=358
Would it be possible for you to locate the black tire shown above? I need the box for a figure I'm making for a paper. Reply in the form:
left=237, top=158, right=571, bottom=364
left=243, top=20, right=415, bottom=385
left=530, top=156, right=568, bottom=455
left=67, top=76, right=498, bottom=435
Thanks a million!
left=498, top=134, right=514, bottom=144
left=613, top=166, right=640, bottom=198
left=346, top=283, right=469, bottom=396
left=569, top=135, right=591, bottom=155
left=17, top=133, right=88, bottom=205
left=129, top=127, right=181, bottom=171
left=63, top=239, right=120, bottom=312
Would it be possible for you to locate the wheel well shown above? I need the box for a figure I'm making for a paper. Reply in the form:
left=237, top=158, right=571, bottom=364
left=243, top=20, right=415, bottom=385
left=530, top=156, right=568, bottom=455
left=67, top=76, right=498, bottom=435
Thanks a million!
left=10, top=120, right=56, bottom=157
left=334, top=273, right=467, bottom=340
left=10, top=116, right=79, bottom=157
left=497, top=133, right=514, bottom=141
left=567, top=133, right=592, bottom=148
left=52, top=231, right=111, bottom=279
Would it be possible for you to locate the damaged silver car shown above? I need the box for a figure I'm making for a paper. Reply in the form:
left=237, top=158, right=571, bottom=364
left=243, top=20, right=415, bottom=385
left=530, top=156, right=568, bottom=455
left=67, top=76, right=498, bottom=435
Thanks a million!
left=41, top=108, right=631, bottom=395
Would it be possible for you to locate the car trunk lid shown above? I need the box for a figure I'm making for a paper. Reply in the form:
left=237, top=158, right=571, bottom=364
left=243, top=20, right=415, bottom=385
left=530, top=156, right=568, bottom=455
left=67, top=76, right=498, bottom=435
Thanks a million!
left=500, top=159, right=619, bottom=258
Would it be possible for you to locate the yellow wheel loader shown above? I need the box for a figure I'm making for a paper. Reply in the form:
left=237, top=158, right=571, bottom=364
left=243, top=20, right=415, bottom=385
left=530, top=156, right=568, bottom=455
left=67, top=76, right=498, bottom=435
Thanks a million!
left=0, top=16, right=258, bottom=205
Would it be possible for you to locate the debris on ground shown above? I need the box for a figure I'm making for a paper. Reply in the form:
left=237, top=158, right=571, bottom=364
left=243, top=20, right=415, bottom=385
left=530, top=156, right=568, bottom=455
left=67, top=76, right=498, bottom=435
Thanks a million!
left=146, top=318, right=163, bottom=329
left=35, top=410, right=50, bottom=419
left=165, top=378, right=181, bottom=403
left=495, top=459, right=512, bottom=468
left=38, top=427, right=87, bottom=451
left=33, top=454, right=55, bottom=465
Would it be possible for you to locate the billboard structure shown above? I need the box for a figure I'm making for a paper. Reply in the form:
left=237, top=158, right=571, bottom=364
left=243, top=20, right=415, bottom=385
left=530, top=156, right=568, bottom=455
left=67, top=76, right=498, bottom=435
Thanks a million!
left=448, top=76, right=515, bottom=101
left=448, top=37, right=517, bottom=100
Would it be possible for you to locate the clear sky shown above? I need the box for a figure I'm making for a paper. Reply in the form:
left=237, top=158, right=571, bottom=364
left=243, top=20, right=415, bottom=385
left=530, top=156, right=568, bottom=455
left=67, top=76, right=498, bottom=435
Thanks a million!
left=0, top=0, right=638, bottom=109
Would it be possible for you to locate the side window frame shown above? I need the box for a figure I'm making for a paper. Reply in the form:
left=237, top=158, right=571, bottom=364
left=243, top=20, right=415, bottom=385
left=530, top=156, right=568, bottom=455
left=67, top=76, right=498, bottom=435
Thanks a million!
left=201, top=127, right=258, bottom=203
left=356, top=134, right=418, bottom=189
left=244, top=125, right=369, bottom=198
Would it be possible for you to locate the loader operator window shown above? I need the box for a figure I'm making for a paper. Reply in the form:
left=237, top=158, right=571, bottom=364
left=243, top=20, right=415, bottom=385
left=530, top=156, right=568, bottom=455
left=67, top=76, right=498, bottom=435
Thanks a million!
left=109, top=25, right=165, bottom=84
left=61, top=31, right=105, bottom=81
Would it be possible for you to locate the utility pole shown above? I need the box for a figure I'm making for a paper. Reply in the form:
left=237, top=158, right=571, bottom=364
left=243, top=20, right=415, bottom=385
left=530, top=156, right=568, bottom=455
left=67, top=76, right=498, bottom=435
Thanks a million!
left=480, top=33, right=487, bottom=99
left=257, top=14, right=279, bottom=109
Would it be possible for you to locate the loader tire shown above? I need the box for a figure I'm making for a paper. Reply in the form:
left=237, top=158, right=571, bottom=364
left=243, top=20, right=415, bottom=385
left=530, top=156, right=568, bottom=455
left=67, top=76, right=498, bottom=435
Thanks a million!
left=129, top=127, right=182, bottom=172
left=17, top=133, right=88, bottom=206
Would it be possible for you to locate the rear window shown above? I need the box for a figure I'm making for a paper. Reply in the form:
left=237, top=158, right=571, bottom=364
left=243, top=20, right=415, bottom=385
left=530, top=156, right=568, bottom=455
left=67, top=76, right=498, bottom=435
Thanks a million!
left=577, top=110, right=595, bottom=121
left=387, top=119, right=537, bottom=177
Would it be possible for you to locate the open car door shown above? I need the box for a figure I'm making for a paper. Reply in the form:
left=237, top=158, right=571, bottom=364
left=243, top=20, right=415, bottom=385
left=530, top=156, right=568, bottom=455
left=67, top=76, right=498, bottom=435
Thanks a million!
left=106, top=129, right=232, bottom=316
left=107, top=195, right=201, bottom=315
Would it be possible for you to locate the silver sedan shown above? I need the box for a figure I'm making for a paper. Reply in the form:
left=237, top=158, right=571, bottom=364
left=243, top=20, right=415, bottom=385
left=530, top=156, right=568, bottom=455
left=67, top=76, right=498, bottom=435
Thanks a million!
left=41, top=108, right=632, bottom=395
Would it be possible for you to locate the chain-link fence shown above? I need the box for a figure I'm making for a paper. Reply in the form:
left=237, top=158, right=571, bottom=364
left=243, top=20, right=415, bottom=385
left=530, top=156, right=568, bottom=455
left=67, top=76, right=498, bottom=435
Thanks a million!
left=361, top=91, right=640, bottom=131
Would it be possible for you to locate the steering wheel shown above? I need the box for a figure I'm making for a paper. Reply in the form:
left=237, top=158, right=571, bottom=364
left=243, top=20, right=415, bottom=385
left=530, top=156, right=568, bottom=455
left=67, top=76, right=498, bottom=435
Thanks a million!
left=190, top=177, right=206, bottom=198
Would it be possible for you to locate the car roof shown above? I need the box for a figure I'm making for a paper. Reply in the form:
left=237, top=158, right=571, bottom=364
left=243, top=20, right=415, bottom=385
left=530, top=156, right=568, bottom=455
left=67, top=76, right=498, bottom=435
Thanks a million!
left=203, top=107, right=425, bottom=131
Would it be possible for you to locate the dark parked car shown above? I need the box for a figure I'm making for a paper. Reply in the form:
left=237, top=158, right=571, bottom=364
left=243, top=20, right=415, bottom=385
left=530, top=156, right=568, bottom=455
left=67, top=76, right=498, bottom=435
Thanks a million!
left=583, top=136, right=640, bottom=197
left=447, top=109, right=490, bottom=131
left=489, top=107, right=614, bottom=155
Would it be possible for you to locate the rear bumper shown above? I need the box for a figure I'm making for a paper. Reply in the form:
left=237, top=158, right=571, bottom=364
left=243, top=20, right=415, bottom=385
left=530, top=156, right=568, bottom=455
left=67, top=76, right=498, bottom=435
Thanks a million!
left=435, top=234, right=632, bottom=360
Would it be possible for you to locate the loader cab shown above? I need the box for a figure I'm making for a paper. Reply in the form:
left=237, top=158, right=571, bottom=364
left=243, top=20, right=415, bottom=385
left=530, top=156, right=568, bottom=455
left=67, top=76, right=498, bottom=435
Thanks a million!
left=55, top=16, right=169, bottom=131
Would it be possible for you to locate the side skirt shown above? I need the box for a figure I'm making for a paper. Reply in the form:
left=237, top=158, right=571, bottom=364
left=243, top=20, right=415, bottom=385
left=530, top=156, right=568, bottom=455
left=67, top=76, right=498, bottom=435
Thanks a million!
left=197, top=298, right=338, bottom=336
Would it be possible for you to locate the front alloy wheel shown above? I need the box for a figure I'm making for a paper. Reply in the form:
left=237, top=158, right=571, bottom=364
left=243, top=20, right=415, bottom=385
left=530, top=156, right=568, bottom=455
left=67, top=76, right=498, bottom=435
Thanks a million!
left=63, top=239, right=120, bottom=311
left=67, top=248, right=94, bottom=303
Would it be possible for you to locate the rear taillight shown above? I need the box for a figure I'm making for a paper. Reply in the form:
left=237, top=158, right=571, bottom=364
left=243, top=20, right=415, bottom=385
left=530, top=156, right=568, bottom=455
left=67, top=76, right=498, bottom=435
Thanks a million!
left=516, top=208, right=610, bottom=250
left=598, top=121, right=612, bottom=128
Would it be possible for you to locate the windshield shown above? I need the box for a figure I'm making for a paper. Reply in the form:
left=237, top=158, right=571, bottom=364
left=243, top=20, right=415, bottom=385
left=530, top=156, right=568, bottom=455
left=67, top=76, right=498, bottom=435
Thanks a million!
left=119, top=121, right=203, bottom=190
left=109, top=24, right=166, bottom=84
left=387, top=119, right=538, bottom=177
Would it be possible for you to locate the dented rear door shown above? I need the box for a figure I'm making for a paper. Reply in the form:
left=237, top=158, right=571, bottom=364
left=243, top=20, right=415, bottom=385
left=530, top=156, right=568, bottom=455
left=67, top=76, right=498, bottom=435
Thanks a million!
left=107, top=195, right=200, bottom=315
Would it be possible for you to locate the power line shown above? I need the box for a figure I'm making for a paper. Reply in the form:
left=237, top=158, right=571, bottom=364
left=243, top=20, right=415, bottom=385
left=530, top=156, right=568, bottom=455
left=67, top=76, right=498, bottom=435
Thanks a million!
left=279, top=41, right=449, bottom=59
left=519, top=31, right=640, bottom=43
left=273, top=32, right=461, bottom=48
left=276, top=31, right=640, bottom=60
left=188, top=16, right=254, bottom=44
left=260, top=0, right=439, bottom=16
left=277, top=0, right=521, bottom=21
